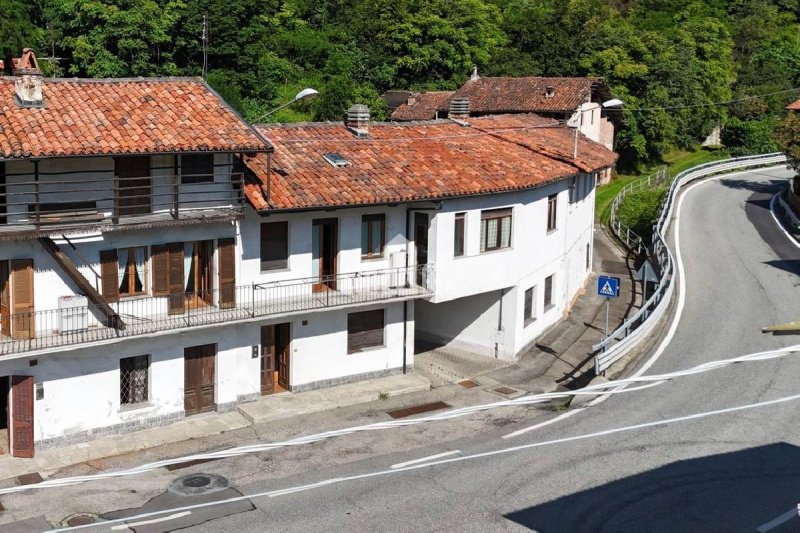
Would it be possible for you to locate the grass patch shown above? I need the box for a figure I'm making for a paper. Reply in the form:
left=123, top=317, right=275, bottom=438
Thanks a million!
left=596, top=146, right=729, bottom=223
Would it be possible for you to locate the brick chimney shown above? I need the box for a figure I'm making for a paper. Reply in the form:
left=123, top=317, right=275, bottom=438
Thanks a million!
left=13, top=49, right=43, bottom=107
left=346, top=104, right=369, bottom=137
left=449, top=97, right=470, bottom=120
left=544, top=86, right=555, bottom=98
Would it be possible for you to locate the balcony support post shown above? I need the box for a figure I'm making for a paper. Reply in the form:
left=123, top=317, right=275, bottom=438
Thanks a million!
left=172, top=156, right=180, bottom=219
left=33, top=160, right=40, bottom=227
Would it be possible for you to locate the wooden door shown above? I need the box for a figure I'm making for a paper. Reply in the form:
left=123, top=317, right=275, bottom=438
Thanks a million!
left=115, top=156, right=152, bottom=217
left=0, top=261, right=9, bottom=337
left=276, top=322, right=291, bottom=390
left=184, top=344, right=216, bottom=415
left=414, top=213, right=429, bottom=286
left=167, top=242, right=185, bottom=315
left=312, top=219, right=338, bottom=292
left=9, top=375, right=34, bottom=458
left=0, top=161, right=6, bottom=225
left=260, top=325, right=275, bottom=395
left=198, top=241, right=214, bottom=305
left=10, top=259, right=34, bottom=339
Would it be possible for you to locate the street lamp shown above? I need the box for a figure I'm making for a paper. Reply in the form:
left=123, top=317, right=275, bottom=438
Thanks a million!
left=254, top=88, right=319, bottom=122
left=572, top=98, right=624, bottom=160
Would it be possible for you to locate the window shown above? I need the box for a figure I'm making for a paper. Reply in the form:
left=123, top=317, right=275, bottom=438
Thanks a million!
left=118, top=247, right=148, bottom=297
left=181, top=154, right=215, bottom=184
left=480, top=208, right=512, bottom=252
left=120, top=355, right=149, bottom=406
left=547, top=194, right=558, bottom=231
left=544, top=275, right=554, bottom=308
left=524, top=286, right=537, bottom=326
left=361, top=214, right=386, bottom=259
left=323, top=153, right=350, bottom=167
left=260, top=222, right=288, bottom=271
left=347, top=309, right=385, bottom=353
left=454, top=213, right=466, bottom=256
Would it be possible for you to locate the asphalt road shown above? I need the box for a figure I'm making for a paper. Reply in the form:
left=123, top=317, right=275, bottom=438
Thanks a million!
left=4, top=166, right=799, bottom=532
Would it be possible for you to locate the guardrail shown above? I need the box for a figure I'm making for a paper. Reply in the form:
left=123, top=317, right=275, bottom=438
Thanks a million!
left=593, top=152, right=789, bottom=374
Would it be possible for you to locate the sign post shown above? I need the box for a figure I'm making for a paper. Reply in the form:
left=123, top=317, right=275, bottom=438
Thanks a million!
left=597, top=275, right=620, bottom=343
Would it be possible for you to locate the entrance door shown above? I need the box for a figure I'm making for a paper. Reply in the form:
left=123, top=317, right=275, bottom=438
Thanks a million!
left=184, top=344, right=216, bottom=415
left=414, top=213, right=429, bottom=286
left=185, top=241, right=214, bottom=308
left=261, top=323, right=291, bottom=394
left=9, top=375, right=33, bottom=458
left=115, top=156, right=152, bottom=217
left=312, top=219, right=338, bottom=292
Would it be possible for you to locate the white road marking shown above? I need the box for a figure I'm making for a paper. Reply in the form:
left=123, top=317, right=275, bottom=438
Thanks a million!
left=756, top=507, right=798, bottom=532
left=109, top=511, right=191, bottom=530
left=391, top=450, right=461, bottom=469
left=52, top=392, right=800, bottom=532
left=502, top=408, right=585, bottom=439
left=769, top=192, right=800, bottom=249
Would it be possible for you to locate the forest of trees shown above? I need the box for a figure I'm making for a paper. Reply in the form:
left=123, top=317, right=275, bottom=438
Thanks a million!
left=2, top=0, right=798, bottom=171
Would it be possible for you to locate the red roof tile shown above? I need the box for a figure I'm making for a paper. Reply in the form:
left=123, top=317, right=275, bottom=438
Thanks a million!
left=391, top=91, right=455, bottom=121
left=787, top=99, right=800, bottom=111
left=454, top=77, right=606, bottom=115
left=245, top=114, right=617, bottom=211
left=0, top=77, right=271, bottom=159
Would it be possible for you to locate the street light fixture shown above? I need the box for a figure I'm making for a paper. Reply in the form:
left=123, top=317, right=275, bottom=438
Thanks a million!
left=572, top=98, right=624, bottom=160
left=254, top=88, right=319, bottom=123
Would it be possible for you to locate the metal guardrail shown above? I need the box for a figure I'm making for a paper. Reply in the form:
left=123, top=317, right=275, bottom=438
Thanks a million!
left=594, top=152, right=788, bottom=374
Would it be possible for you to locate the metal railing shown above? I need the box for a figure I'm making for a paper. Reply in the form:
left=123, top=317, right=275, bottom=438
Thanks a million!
left=594, top=153, right=788, bottom=374
left=0, top=264, right=434, bottom=355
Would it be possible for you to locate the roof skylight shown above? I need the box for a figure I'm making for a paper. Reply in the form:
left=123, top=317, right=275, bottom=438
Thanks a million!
left=323, top=152, right=350, bottom=167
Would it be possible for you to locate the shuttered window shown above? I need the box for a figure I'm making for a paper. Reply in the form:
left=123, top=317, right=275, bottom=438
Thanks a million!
left=10, top=259, right=34, bottom=340
left=218, top=238, right=236, bottom=308
left=347, top=309, right=385, bottom=354
left=547, top=194, right=558, bottom=231
left=454, top=213, right=465, bottom=256
left=361, top=214, right=386, bottom=258
left=181, top=154, right=215, bottom=184
left=480, top=208, right=512, bottom=252
left=261, top=222, right=288, bottom=271
left=100, top=250, right=120, bottom=303
left=150, top=242, right=185, bottom=314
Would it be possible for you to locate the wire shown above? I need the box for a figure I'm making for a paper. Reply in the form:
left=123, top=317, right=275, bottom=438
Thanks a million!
left=606, top=87, right=800, bottom=112
left=3, top=343, right=798, bottom=496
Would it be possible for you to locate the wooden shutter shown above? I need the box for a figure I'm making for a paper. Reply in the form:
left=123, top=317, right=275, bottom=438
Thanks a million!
left=347, top=309, right=385, bottom=353
left=167, top=242, right=185, bottom=315
left=10, top=259, right=34, bottom=340
left=218, top=238, right=236, bottom=309
left=10, top=375, right=34, bottom=458
left=260, top=222, right=288, bottom=271
left=99, top=250, right=120, bottom=303
left=151, top=245, right=169, bottom=296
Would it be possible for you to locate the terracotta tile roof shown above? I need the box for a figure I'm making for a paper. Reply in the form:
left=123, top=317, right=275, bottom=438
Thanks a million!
left=390, top=91, right=455, bottom=121
left=453, top=77, right=606, bottom=115
left=0, top=77, right=271, bottom=159
left=244, top=114, right=617, bottom=211
left=787, top=99, right=800, bottom=111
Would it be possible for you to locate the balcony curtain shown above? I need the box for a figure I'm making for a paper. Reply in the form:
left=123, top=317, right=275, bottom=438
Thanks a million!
left=133, top=247, right=146, bottom=292
left=184, top=243, right=193, bottom=292
left=117, top=248, right=128, bottom=291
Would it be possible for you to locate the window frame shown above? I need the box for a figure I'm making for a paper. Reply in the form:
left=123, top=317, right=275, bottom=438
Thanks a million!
left=118, top=246, right=149, bottom=298
left=260, top=221, right=289, bottom=272
left=547, top=194, right=558, bottom=231
left=347, top=309, right=386, bottom=354
left=544, top=275, right=554, bottom=309
left=480, top=208, right=513, bottom=253
left=120, top=354, right=150, bottom=407
left=180, top=154, right=215, bottom=185
left=361, top=214, right=386, bottom=259
left=454, top=212, right=466, bottom=257
left=524, top=286, right=537, bottom=326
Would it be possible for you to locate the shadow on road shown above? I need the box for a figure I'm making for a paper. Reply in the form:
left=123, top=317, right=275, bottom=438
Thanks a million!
left=504, top=443, right=800, bottom=533
left=763, top=259, right=800, bottom=276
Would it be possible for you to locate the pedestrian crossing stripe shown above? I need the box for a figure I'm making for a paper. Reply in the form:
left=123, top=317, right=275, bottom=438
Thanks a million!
left=599, top=281, right=615, bottom=296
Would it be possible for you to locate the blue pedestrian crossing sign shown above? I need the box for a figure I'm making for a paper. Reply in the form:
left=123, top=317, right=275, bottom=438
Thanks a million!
left=597, top=275, right=620, bottom=298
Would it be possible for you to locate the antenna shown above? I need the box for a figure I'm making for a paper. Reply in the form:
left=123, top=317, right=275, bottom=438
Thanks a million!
left=201, top=14, right=208, bottom=80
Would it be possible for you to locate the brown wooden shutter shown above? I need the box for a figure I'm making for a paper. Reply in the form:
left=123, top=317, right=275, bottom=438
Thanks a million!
left=218, top=238, right=236, bottom=309
left=260, top=222, right=288, bottom=271
left=151, top=245, right=169, bottom=296
left=10, top=259, right=34, bottom=340
left=347, top=309, right=385, bottom=353
left=10, top=375, right=34, bottom=458
left=99, top=250, right=120, bottom=303
left=167, top=242, right=185, bottom=315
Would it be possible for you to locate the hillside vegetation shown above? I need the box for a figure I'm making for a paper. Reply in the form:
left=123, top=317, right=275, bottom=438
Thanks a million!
left=2, top=0, right=798, bottom=171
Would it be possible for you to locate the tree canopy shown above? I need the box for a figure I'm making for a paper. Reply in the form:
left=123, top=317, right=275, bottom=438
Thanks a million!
left=4, top=0, right=799, bottom=170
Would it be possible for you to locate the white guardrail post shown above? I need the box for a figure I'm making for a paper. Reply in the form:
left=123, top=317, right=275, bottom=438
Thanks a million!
left=593, top=153, right=789, bottom=375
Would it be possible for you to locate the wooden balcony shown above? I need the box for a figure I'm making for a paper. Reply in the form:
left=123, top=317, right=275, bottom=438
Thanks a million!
left=0, top=264, right=434, bottom=356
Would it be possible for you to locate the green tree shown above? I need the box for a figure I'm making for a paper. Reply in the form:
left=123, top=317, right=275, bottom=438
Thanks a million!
left=0, top=0, right=42, bottom=63
left=775, top=112, right=800, bottom=176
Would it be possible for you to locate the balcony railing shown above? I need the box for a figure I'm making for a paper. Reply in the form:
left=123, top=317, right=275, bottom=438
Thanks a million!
left=0, top=264, right=434, bottom=355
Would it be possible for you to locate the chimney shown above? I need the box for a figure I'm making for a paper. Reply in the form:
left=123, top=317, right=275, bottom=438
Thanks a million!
left=346, top=104, right=370, bottom=137
left=470, top=65, right=479, bottom=81
left=449, top=97, right=470, bottom=120
left=545, top=86, right=555, bottom=98
left=407, top=94, right=417, bottom=106
left=13, top=48, right=43, bottom=107
left=0, top=60, right=4, bottom=76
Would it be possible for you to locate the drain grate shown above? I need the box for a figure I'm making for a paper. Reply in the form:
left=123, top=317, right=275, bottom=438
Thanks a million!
left=458, top=380, right=479, bottom=388
left=169, top=473, right=230, bottom=496
left=494, top=387, right=517, bottom=395
left=386, top=401, right=451, bottom=419
left=17, top=472, right=43, bottom=486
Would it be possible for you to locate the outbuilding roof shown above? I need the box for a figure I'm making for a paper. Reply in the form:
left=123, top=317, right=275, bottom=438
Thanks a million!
left=787, top=99, right=800, bottom=111
left=0, top=77, right=271, bottom=160
left=244, top=114, right=617, bottom=211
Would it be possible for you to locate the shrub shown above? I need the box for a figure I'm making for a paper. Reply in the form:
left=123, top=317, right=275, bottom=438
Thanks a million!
left=616, top=187, right=667, bottom=245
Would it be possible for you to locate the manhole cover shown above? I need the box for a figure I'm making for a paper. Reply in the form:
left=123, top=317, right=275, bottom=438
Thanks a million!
left=458, top=380, right=479, bottom=388
left=494, top=387, right=517, bottom=395
left=169, top=473, right=229, bottom=496
left=60, top=513, right=99, bottom=527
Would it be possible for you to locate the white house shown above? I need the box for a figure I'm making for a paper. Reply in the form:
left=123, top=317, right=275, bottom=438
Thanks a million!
left=0, top=50, right=616, bottom=458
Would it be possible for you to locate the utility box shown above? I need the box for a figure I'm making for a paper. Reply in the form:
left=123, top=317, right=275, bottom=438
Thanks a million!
left=58, top=295, right=89, bottom=334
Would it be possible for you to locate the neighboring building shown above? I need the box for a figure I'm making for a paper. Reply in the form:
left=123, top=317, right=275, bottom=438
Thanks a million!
left=786, top=99, right=800, bottom=111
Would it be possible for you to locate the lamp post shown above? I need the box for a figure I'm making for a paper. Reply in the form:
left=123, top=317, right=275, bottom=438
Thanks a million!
left=572, top=98, right=624, bottom=160
left=254, top=88, right=319, bottom=122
